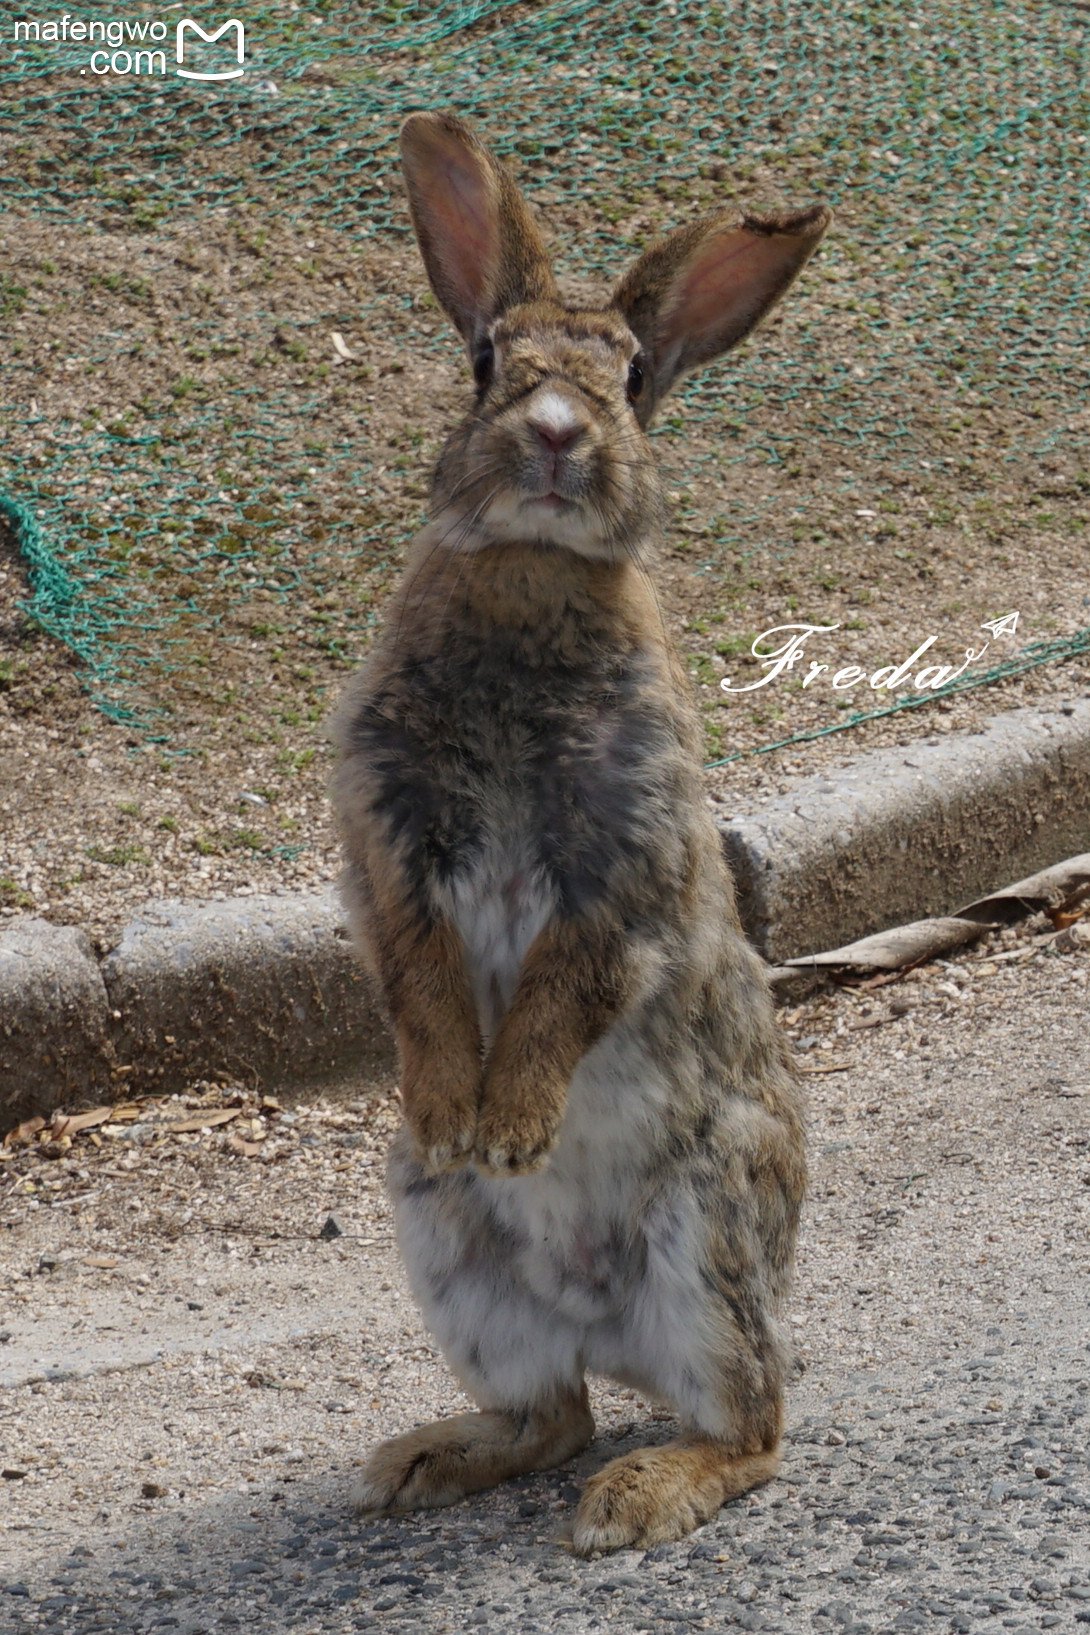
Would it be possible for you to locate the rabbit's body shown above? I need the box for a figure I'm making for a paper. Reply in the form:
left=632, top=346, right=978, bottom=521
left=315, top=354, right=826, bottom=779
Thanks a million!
left=333, top=114, right=829, bottom=1552
left=339, top=531, right=801, bottom=1414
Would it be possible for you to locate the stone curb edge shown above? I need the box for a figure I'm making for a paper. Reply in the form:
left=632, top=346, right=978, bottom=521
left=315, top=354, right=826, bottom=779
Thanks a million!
left=3, top=699, right=1089, bottom=1124
left=0, top=893, right=394, bottom=1125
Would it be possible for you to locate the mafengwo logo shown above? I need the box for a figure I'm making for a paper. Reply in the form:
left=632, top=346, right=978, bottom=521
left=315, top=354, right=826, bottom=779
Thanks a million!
left=177, top=18, right=245, bottom=79
left=10, top=15, right=246, bottom=80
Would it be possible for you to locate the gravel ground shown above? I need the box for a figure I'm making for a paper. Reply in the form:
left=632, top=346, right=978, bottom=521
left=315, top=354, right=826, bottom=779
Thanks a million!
left=1, top=923, right=1089, bottom=1634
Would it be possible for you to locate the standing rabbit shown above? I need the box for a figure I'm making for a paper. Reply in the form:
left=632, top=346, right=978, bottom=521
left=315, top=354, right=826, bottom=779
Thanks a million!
left=333, top=112, right=830, bottom=1553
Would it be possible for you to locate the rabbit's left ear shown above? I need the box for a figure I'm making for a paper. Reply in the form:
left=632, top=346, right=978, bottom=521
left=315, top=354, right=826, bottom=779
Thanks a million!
left=400, top=112, right=557, bottom=354
left=612, top=205, right=831, bottom=414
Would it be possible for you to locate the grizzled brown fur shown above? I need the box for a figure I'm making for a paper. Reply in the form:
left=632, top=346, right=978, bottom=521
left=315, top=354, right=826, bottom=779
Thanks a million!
left=333, top=112, right=829, bottom=1553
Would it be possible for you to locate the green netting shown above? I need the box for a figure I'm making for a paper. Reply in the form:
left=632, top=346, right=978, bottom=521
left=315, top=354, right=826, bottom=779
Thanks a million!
left=1, top=0, right=1088, bottom=741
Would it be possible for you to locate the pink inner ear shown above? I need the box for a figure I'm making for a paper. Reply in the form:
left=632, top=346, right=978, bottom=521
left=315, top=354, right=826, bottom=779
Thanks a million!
left=663, top=228, right=810, bottom=358
left=408, top=128, right=500, bottom=320
left=675, top=236, right=763, bottom=332
left=435, top=154, right=498, bottom=292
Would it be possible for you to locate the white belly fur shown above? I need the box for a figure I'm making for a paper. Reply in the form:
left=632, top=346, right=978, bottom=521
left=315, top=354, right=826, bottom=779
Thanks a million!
left=442, top=839, right=555, bottom=1041
left=442, top=844, right=694, bottom=1342
left=400, top=857, right=758, bottom=1433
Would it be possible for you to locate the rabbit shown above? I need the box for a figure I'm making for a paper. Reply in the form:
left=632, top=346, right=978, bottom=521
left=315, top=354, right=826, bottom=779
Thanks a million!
left=332, top=111, right=830, bottom=1554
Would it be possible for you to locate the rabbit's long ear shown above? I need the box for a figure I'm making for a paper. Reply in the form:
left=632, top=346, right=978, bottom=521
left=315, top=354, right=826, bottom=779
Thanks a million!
left=612, top=205, right=831, bottom=414
left=400, top=112, right=557, bottom=350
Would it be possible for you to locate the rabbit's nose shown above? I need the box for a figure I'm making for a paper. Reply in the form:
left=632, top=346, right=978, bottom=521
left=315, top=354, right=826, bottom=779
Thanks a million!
left=526, top=391, right=585, bottom=457
left=529, top=417, right=582, bottom=456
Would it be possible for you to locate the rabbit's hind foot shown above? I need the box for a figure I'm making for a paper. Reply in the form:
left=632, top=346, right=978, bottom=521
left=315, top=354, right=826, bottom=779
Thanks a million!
left=570, top=1435, right=781, bottom=1556
left=352, top=1387, right=594, bottom=1516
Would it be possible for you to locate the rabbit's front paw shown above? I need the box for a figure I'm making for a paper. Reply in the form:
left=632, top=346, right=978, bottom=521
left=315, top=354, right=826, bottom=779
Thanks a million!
left=473, top=1098, right=561, bottom=1176
left=406, top=1095, right=478, bottom=1175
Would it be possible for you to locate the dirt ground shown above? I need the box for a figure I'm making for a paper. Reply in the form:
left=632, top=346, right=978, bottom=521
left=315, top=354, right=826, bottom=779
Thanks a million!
left=2, top=26, right=1089, bottom=940
left=1, top=915, right=1087, bottom=1630
left=1, top=198, right=1087, bottom=938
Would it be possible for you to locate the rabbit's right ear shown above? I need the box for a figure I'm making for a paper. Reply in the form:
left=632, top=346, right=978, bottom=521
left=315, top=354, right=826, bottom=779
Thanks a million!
left=613, top=204, right=832, bottom=417
left=399, top=113, right=557, bottom=352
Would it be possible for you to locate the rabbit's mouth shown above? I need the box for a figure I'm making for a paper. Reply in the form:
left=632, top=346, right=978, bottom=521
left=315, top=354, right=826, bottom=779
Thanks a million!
left=521, top=489, right=589, bottom=524
left=453, top=484, right=615, bottom=558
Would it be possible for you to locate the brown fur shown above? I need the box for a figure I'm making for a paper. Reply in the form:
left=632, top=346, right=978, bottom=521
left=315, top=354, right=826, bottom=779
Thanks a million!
left=572, top=1432, right=782, bottom=1554
left=355, top=1388, right=595, bottom=1518
left=333, top=113, right=830, bottom=1553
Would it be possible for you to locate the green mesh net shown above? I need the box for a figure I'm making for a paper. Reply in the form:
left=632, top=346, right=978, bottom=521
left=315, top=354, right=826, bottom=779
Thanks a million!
left=1, top=0, right=1087, bottom=745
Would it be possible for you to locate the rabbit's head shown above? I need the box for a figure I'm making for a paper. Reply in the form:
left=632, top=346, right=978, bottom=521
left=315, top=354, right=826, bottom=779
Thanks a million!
left=400, top=113, right=830, bottom=564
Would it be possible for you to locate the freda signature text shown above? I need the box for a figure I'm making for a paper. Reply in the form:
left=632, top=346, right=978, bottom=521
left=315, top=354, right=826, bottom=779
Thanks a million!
left=719, top=618, right=1018, bottom=696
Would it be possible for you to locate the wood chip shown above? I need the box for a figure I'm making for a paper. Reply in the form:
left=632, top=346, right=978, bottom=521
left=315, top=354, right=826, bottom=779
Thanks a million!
left=167, top=1109, right=241, bottom=1134
left=226, top=1135, right=265, bottom=1157
left=244, top=1370, right=306, bottom=1391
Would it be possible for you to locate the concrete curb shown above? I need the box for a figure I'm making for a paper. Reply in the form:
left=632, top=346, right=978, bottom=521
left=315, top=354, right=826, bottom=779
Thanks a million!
left=1, top=891, right=394, bottom=1127
left=0, top=920, right=112, bottom=1113
left=3, top=698, right=1088, bottom=1123
left=717, top=697, right=1090, bottom=962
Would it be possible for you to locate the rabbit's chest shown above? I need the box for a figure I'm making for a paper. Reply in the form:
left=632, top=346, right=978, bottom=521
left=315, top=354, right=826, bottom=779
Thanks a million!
left=440, top=838, right=556, bottom=1039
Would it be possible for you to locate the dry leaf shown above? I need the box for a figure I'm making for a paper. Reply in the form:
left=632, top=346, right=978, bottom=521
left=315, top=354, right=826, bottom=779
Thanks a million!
left=48, top=1107, right=114, bottom=1141
left=780, top=854, right=1090, bottom=975
left=167, top=1109, right=241, bottom=1134
left=4, top=1117, right=46, bottom=1148
left=1051, top=880, right=1090, bottom=929
left=844, top=967, right=921, bottom=991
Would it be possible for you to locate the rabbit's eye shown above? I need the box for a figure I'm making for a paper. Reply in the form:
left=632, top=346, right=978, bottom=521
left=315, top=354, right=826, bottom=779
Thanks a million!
left=626, top=359, right=645, bottom=403
left=472, top=342, right=495, bottom=392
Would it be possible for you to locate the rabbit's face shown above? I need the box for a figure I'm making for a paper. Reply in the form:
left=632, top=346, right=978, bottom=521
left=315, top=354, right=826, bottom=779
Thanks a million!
left=402, top=114, right=829, bottom=565
left=431, top=304, right=667, bottom=563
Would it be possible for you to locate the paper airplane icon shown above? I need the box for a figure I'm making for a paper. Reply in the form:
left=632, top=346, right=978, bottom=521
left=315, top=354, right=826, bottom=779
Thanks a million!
left=981, top=612, right=1019, bottom=638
